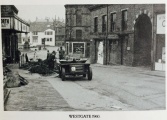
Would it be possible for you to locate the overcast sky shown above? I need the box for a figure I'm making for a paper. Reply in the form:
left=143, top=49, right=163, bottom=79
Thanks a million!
left=16, top=5, right=65, bottom=22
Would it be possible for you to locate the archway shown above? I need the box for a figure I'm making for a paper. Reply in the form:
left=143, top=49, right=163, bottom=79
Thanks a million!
left=134, top=13, right=152, bottom=67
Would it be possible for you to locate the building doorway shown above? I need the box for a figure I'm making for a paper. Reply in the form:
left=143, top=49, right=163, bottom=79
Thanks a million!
left=109, top=39, right=121, bottom=65
left=97, top=41, right=103, bottom=64
left=134, top=13, right=152, bottom=67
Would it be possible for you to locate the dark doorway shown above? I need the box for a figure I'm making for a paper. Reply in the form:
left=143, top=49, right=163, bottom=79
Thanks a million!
left=134, top=14, right=152, bottom=67
left=86, top=43, right=90, bottom=57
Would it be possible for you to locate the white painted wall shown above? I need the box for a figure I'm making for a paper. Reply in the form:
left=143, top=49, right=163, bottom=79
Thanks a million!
left=43, top=29, right=55, bottom=46
left=21, top=29, right=55, bottom=46
left=27, top=28, right=55, bottom=46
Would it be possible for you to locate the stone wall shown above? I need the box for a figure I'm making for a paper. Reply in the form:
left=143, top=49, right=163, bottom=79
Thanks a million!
left=65, top=5, right=91, bottom=41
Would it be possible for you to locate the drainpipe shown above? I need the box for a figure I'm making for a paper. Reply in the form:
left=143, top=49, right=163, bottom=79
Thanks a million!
left=106, top=5, right=109, bottom=65
left=151, top=4, right=155, bottom=71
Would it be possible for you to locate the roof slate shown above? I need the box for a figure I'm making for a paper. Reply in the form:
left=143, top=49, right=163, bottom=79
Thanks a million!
left=30, top=21, right=65, bottom=32
left=29, top=22, right=54, bottom=32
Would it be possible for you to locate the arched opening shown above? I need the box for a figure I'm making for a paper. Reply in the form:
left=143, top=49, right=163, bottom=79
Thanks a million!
left=133, top=13, right=152, bottom=67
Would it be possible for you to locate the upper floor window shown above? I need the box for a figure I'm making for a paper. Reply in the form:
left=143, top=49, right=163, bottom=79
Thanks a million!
left=33, top=31, right=38, bottom=35
left=94, top=17, right=98, bottom=32
left=76, top=10, right=82, bottom=26
left=122, top=10, right=128, bottom=31
left=45, top=31, right=53, bottom=35
left=102, top=15, right=107, bottom=32
left=111, top=13, right=116, bottom=32
left=76, top=30, right=82, bottom=39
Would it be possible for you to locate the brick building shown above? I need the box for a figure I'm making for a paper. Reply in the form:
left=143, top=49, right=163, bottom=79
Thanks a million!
left=65, top=5, right=91, bottom=57
left=89, top=4, right=165, bottom=71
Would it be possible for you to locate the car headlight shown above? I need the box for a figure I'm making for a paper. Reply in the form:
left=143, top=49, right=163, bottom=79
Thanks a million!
left=71, top=67, right=76, bottom=71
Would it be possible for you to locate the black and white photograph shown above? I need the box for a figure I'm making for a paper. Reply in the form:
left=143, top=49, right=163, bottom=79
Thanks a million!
left=0, top=0, right=166, bottom=120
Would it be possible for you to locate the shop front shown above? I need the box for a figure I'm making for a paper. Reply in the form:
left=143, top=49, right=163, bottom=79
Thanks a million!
left=65, top=41, right=90, bottom=58
left=1, top=5, right=30, bottom=63
left=154, top=14, right=165, bottom=71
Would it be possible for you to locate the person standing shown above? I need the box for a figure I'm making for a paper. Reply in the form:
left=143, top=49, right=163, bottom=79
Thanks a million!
left=15, top=49, right=21, bottom=63
left=47, top=50, right=50, bottom=60
left=48, top=51, right=56, bottom=70
left=59, top=46, right=65, bottom=60
left=33, top=49, right=38, bottom=61
left=25, top=53, right=29, bottom=63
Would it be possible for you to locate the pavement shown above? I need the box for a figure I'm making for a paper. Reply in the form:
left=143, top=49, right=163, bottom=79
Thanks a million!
left=4, top=63, right=166, bottom=111
left=5, top=68, right=75, bottom=111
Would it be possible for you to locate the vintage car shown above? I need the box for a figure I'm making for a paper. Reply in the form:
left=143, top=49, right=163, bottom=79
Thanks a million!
left=58, top=58, right=92, bottom=81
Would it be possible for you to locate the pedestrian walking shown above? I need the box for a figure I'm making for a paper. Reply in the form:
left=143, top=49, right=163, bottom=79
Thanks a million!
left=59, top=46, right=65, bottom=60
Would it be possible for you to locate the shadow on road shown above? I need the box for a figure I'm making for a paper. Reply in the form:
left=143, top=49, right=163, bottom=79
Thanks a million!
left=60, top=75, right=91, bottom=81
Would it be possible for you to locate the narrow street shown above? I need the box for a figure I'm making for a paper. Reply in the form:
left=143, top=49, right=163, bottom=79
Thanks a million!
left=47, top=65, right=165, bottom=110
left=5, top=64, right=165, bottom=111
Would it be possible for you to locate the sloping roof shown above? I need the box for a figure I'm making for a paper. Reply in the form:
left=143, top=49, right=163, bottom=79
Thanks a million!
left=29, top=22, right=54, bottom=32
left=30, top=20, right=65, bottom=32
left=54, top=21, right=65, bottom=27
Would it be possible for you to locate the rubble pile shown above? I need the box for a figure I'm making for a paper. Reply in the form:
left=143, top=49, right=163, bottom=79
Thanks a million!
left=3, top=67, right=29, bottom=88
left=20, top=60, right=55, bottom=75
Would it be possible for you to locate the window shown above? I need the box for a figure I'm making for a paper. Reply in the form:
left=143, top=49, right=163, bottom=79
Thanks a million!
left=122, top=10, right=128, bottom=31
left=102, top=15, right=107, bottom=32
left=50, top=38, right=52, bottom=41
left=76, top=10, right=82, bottom=26
left=47, top=38, right=49, bottom=41
left=45, top=31, right=52, bottom=35
left=73, top=43, right=84, bottom=54
left=94, top=17, right=98, bottom=32
left=33, top=36, right=38, bottom=43
left=76, top=30, right=82, bottom=39
left=111, top=13, right=116, bottom=32
left=33, top=32, right=38, bottom=35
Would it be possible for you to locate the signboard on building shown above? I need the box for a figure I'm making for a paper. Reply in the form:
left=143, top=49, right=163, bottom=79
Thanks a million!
left=19, top=21, right=21, bottom=31
left=1, top=18, right=10, bottom=29
left=157, top=14, right=165, bottom=34
left=26, top=26, right=29, bottom=32
left=14, top=18, right=18, bottom=30
left=108, top=34, right=119, bottom=39
left=22, top=23, right=27, bottom=32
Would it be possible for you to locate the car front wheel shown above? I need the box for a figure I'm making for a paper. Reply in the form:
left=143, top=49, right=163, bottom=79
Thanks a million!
left=87, top=67, right=92, bottom=80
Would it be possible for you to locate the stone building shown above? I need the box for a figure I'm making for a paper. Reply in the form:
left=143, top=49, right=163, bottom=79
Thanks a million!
left=64, top=5, right=91, bottom=57
left=1, top=5, right=30, bottom=63
left=89, top=4, right=165, bottom=71
left=54, top=21, right=65, bottom=46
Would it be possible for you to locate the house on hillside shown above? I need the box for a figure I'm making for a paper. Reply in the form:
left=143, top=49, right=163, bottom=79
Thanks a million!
left=21, top=19, right=55, bottom=47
